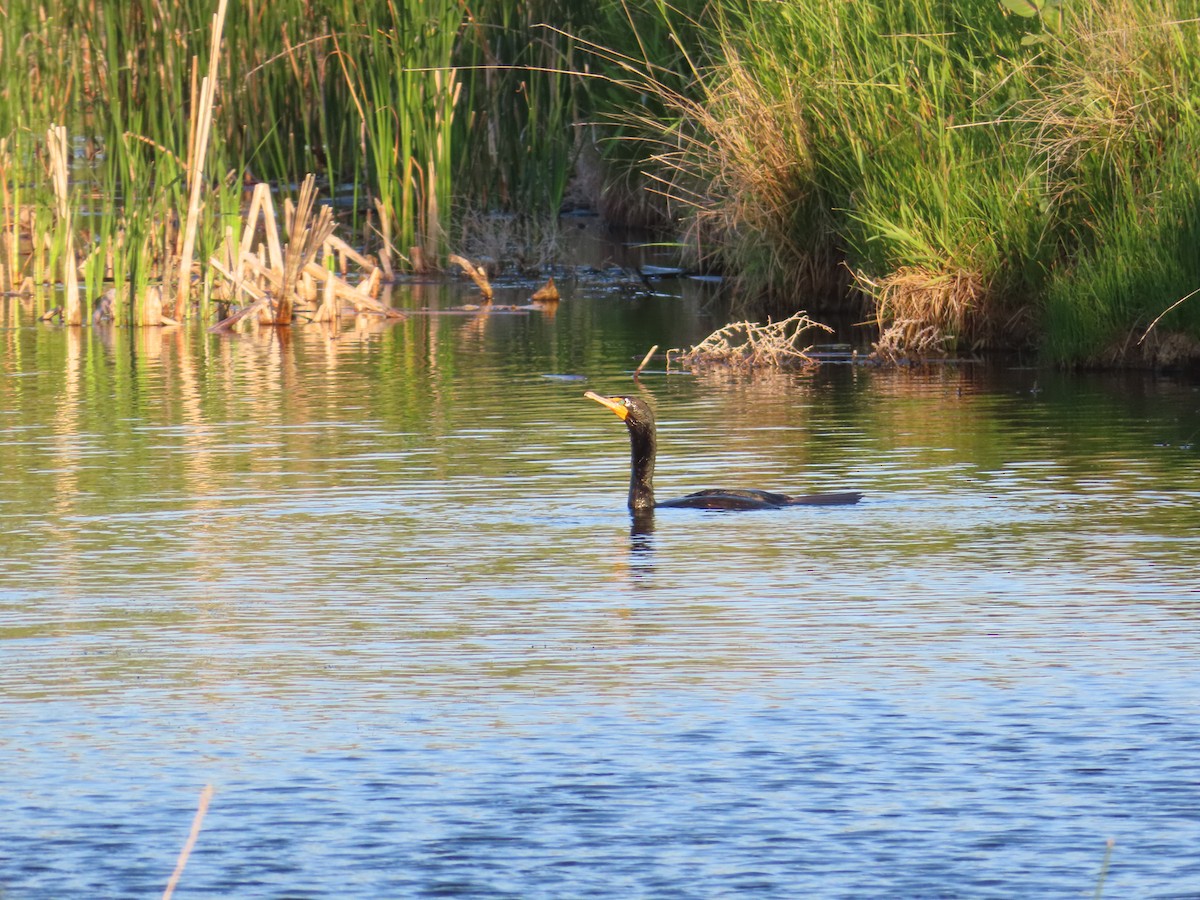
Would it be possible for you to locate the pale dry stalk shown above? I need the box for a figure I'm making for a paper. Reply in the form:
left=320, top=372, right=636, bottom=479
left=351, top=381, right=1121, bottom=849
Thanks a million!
left=174, top=0, right=230, bottom=321
left=276, top=174, right=335, bottom=324
left=161, top=784, right=214, bottom=900
left=46, top=125, right=82, bottom=325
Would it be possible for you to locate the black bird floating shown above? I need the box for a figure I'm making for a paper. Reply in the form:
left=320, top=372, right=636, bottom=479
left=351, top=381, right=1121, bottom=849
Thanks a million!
left=585, top=391, right=863, bottom=512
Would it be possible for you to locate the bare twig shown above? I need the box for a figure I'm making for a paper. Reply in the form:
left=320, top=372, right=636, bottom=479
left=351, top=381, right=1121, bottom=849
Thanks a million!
left=162, top=784, right=214, bottom=900
left=634, top=344, right=658, bottom=377
left=1138, top=286, right=1200, bottom=344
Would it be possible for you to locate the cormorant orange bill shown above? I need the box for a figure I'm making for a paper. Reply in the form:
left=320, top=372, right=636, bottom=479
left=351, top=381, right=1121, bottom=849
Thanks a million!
left=584, top=390, right=863, bottom=512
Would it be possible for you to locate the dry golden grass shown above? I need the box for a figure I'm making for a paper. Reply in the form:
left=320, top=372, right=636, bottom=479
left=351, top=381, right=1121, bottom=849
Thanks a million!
left=667, top=311, right=833, bottom=371
left=857, top=266, right=987, bottom=362
left=208, top=175, right=399, bottom=330
left=596, top=35, right=840, bottom=300
left=1016, top=4, right=1190, bottom=179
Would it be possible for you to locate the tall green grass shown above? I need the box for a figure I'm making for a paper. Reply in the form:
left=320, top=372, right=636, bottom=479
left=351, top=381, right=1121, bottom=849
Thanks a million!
left=351, top=1, right=461, bottom=263
left=1033, top=2, right=1200, bottom=362
left=620, top=0, right=1200, bottom=363
left=4, top=0, right=1196, bottom=363
left=0, top=0, right=621, bottom=322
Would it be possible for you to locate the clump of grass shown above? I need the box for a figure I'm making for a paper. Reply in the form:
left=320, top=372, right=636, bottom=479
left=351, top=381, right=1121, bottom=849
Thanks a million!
left=602, top=0, right=1050, bottom=335
left=858, top=266, right=994, bottom=362
left=1030, top=5, right=1200, bottom=365
left=610, top=0, right=1200, bottom=365
left=667, top=311, right=833, bottom=371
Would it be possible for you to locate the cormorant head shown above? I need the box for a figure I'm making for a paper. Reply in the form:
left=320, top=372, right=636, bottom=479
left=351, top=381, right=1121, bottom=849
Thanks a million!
left=583, top=391, right=655, bottom=431
left=585, top=391, right=658, bottom=511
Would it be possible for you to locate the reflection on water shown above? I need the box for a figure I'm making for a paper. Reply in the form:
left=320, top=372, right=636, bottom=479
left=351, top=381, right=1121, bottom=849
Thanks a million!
left=2, top=281, right=1199, bottom=897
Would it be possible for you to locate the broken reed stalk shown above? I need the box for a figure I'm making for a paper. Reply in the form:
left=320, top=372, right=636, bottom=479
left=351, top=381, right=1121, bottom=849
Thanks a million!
left=208, top=174, right=403, bottom=331
left=241, top=183, right=284, bottom=271
left=207, top=181, right=285, bottom=329
left=46, top=125, right=82, bottom=325
left=373, top=197, right=395, bottom=280
left=161, top=784, right=214, bottom=900
left=276, top=174, right=335, bottom=325
left=634, top=344, right=658, bottom=377
left=0, top=138, right=17, bottom=293
left=315, top=266, right=339, bottom=322
left=447, top=253, right=494, bottom=302
left=174, top=0, right=230, bottom=321
left=530, top=277, right=559, bottom=303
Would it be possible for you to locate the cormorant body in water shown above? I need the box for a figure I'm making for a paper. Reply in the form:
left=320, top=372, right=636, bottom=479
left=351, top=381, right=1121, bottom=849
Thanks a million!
left=585, top=391, right=863, bottom=512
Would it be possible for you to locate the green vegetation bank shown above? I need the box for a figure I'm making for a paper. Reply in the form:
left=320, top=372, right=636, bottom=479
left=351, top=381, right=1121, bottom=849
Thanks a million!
left=1, top=0, right=1198, bottom=366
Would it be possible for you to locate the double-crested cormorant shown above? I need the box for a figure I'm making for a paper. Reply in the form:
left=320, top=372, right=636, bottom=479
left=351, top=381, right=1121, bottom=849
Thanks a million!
left=585, top=391, right=863, bottom=512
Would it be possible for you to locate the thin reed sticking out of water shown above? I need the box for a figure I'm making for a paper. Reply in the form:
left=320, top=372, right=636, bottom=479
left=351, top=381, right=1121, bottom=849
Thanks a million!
left=161, top=784, right=214, bottom=900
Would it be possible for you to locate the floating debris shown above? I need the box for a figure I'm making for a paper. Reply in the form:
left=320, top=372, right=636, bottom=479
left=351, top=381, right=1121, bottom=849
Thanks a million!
left=667, top=311, right=833, bottom=371
left=530, top=277, right=559, bottom=304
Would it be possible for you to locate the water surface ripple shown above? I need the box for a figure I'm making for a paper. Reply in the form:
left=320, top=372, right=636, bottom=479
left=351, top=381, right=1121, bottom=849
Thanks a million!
left=2, top=297, right=1199, bottom=897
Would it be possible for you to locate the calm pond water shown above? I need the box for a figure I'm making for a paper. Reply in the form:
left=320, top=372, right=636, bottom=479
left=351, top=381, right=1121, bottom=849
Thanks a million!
left=2, top=271, right=1199, bottom=898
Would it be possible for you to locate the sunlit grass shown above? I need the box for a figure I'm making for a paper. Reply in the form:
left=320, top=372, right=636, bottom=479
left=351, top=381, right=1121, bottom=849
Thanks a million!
left=0, top=0, right=601, bottom=324
left=3, top=0, right=1199, bottom=365
left=611, top=0, right=1200, bottom=364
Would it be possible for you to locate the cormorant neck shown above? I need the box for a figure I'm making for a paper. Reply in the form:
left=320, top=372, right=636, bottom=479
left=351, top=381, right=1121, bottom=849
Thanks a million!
left=627, top=420, right=656, bottom=512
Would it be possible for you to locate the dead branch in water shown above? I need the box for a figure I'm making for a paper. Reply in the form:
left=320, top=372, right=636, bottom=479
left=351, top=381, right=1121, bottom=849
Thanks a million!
left=667, top=311, right=832, bottom=370
left=447, top=253, right=494, bottom=302
left=634, top=344, right=658, bottom=377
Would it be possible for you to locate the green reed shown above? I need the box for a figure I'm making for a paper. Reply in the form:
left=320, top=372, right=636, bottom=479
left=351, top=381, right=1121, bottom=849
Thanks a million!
left=4, top=0, right=636, bottom=318
left=4, top=0, right=1197, bottom=360
left=350, top=1, right=462, bottom=264
left=454, top=5, right=578, bottom=215
left=614, top=0, right=1200, bottom=362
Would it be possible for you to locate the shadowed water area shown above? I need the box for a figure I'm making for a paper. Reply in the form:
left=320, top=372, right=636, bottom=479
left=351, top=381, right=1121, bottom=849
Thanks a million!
left=2, top=274, right=1199, bottom=897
